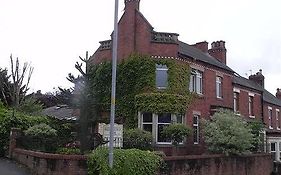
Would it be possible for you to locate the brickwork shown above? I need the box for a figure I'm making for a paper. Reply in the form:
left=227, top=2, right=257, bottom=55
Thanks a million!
left=160, top=154, right=274, bottom=175
left=12, top=148, right=87, bottom=175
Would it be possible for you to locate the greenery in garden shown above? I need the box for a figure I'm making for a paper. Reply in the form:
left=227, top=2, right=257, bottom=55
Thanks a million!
left=203, top=110, right=254, bottom=155
left=56, top=147, right=81, bottom=155
left=247, top=120, right=265, bottom=152
left=162, top=123, right=191, bottom=146
left=22, top=123, right=57, bottom=152
left=0, top=107, right=49, bottom=156
left=88, top=147, right=162, bottom=175
left=123, top=128, right=153, bottom=150
left=89, top=54, right=193, bottom=128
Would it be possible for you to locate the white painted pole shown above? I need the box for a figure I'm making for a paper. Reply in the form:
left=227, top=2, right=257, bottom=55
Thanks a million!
left=109, top=0, right=119, bottom=168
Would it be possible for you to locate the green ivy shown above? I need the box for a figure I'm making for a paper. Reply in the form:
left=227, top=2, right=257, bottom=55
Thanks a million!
left=89, top=54, right=193, bottom=128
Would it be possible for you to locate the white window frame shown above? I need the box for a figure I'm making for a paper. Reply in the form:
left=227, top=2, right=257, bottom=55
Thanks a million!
left=189, top=69, right=203, bottom=95
left=141, top=112, right=153, bottom=133
left=216, top=76, right=223, bottom=98
left=193, top=114, right=200, bottom=144
left=233, top=92, right=240, bottom=113
left=268, top=107, right=273, bottom=129
left=156, top=64, right=168, bottom=89
left=248, top=95, right=255, bottom=118
left=139, top=113, right=185, bottom=145
left=277, top=109, right=280, bottom=130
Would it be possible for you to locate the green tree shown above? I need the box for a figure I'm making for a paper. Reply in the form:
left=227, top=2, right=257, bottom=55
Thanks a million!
left=203, top=110, right=254, bottom=155
left=0, top=68, right=12, bottom=106
left=68, top=51, right=97, bottom=154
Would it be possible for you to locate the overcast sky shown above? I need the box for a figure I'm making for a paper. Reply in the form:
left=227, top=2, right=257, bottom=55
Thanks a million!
left=0, top=0, right=280, bottom=95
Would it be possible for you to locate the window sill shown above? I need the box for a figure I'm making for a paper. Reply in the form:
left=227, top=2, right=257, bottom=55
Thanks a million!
left=269, top=126, right=274, bottom=130
left=249, top=115, right=255, bottom=119
left=277, top=128, right=281, bottom=131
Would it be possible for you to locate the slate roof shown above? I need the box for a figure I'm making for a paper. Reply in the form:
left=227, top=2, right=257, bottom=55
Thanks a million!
left=233, top=75, right=281, bottom=107
left=178, top=41, right=234, bottom=72
left=42, top=105, right=78, bottom=121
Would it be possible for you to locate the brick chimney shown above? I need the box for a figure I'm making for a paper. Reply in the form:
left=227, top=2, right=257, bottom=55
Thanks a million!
left=276, top=88, right=281, bottom=100
left=249, top=69, right=265, bottom=88
left=192, top=41, right=208, bottom=53
left=208, top=40, right=227, bottom=64
left=125, top=0, right=140, bottom=11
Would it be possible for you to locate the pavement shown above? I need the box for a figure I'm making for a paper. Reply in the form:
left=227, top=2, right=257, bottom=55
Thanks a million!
left=0, top=158, right=31, bottom=175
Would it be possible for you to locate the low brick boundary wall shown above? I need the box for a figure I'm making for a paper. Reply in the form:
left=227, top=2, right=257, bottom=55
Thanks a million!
left=161, top=154, right=274, bottom=175
left=12, top=148, right=87, bottom=175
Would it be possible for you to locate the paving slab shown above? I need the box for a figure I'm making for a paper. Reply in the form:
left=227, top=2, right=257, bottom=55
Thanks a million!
left=0, top=158, right=31, bottom=175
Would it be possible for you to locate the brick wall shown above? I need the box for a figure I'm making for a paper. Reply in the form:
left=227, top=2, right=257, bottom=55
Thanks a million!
left=160, top=154, right=274, bottom=175
left=12, top=148, right=87, bottom=175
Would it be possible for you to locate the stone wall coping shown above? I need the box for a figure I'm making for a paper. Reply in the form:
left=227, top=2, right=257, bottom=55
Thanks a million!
left=163, top=153, right=272, bottom=161
left=14, top=148, right=87, bottom=160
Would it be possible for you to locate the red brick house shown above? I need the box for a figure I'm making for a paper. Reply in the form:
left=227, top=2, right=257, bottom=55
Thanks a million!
left=88, top=0, right=281, bottom=157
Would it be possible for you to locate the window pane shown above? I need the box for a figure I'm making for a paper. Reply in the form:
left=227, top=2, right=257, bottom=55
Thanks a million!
left=189, top=74, right=195, bottom=92
left=193, top=115, right=198, bottom=125
left=271, top=142, right=276, bottom=152
left=143, top=124, right=152, bottom=133
left=156, top=64, right=168, bottom=88
left=176, top=115, right=183, bottom=123
left=142, top=112, right=152, bottom=122
left=158, top=113, right=171, bottom=123
left=157, top=124, right=171, bottom=143
left=193, top=127, right=198, bottom=143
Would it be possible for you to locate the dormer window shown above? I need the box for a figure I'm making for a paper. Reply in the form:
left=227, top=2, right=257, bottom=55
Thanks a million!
left=156, top=64, right=168, bottom=89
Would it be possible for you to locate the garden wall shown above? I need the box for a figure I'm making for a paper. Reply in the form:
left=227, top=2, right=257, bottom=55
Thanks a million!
left=161, top=154, right=274, bottom=175
left=12, top=148, right=87, bottom=175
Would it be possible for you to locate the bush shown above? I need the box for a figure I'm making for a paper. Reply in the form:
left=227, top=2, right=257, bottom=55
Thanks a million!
left=248, top=120, right=265, bottom=152
left=0, top=110, right=49, bottom=156
left=162, top=123, right=191, bottom=146
left=56, top=147, right=81, bottom=155
left=123, top=128, right=152, bottom=150
left=203, top=110, right=254, bottom=155
left=22, top=123, right=57, bottom=152
left=88, top=148, right=162, bottom=175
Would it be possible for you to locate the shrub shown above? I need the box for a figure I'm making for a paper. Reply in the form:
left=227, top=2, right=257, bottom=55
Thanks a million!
left=56, top=147, right=81, bottom=155
left=162, top=123, right=191, bottom=146
left=22, top=123, right=57, bottom=152
left=0, top=110, right=49, bottom=156
left=88, top=148, right=162, bottom=175
left=248, top=120, right=265, bottom=152
left=203, top=110, right=254, bottom=155
left=123, top=128, right=152, bottom=150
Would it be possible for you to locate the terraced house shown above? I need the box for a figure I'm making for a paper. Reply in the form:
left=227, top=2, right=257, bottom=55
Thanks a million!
left=88, top=0, right=281, bottom=158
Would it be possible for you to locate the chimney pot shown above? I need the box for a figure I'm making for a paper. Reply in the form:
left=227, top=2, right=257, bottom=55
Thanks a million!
left=276, top=88, right=281, bottom=100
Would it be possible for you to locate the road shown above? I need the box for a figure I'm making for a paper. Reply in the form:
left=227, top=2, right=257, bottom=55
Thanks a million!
left=0, top=158, right=31, bottom=175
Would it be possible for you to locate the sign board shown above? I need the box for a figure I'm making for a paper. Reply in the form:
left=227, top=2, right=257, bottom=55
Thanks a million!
left=98, top=123, right=123, bottom=148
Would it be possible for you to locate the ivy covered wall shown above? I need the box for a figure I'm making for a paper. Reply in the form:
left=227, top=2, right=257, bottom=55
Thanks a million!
left=89, top=55, right=193, bottom=128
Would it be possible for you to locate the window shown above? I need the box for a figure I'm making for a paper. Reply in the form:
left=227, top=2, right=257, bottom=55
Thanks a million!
left=141, top=112, right=153, bottom=133
left=269, top=107, right=273, bottom=129
left=216, top=76, right=222, bottom=98
left=193, top=115, right=200, bottom=144
left=234, top=92, right=240, bottom=113
left=189, top=69, right=202, bottom=94
left=156, top=64, right=168, bottom=89
left=277, top=109, right=280, bottom=130
left=140, top=113, right=184, bottom=144
left=249, top=96, right=254, bottom=117
left=271, top=142, right=276, bottom=152
left=157, top=113, right=172, bottom=143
